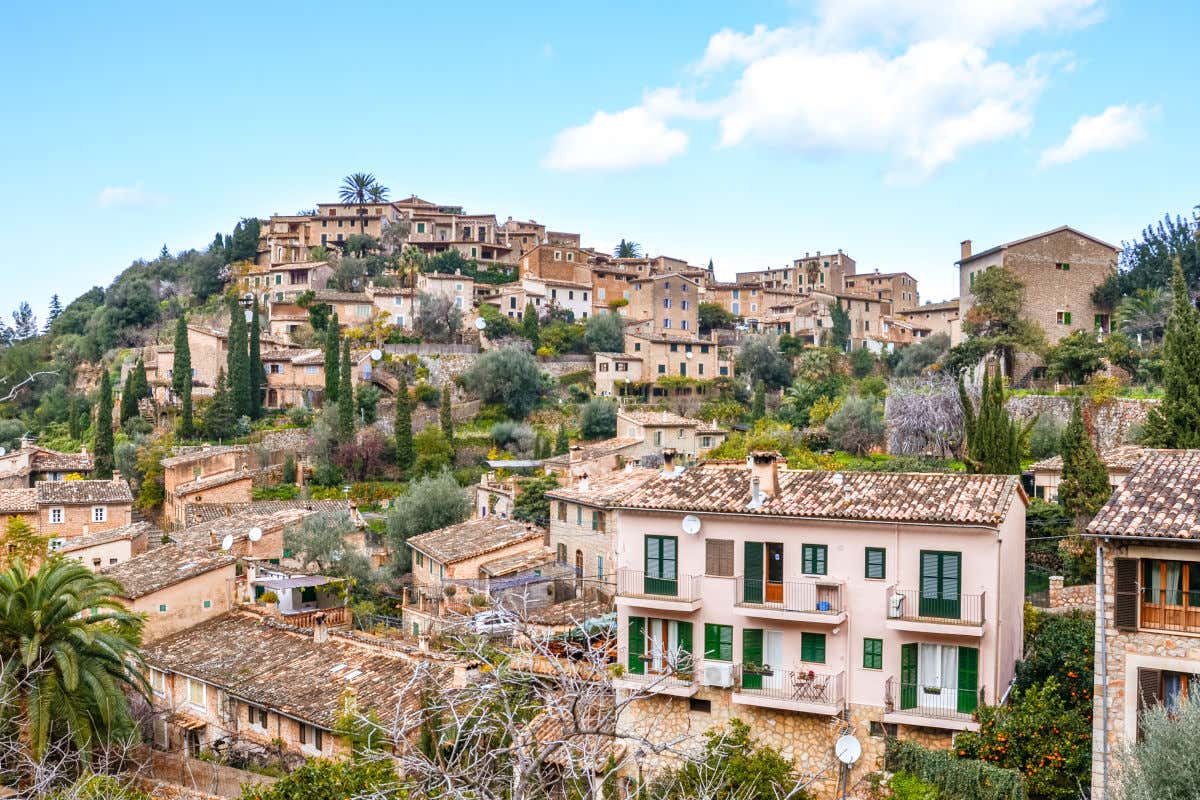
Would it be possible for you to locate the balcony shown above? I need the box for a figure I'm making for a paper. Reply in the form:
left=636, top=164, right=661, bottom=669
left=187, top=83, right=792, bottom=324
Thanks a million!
left=885, top=588, right=985, bottom=636
left=883, top=676, right=981, bottom=732
left=616, top=569, right=702, bottom=612
left=1140, top=600, right=1200, bottom=634
left=732, top=666, right=845, bottom=715
left=733, top=577, right=846, bottom=624
left=612, top=649, right=697, bottom=697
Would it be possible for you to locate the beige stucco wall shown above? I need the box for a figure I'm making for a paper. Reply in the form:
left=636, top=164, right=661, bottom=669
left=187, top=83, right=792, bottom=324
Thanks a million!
left=39, top=501, right=133, bottom=539
left=129, top=565, right=237, bottom=642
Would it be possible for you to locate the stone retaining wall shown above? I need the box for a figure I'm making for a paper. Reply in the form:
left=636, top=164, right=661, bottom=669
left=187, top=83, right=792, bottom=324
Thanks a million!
left=1049, top=576, right=1094, bottom=611
left=1006, top=396, right=1155, bottom=450
left=136, top=748, right=276, bottom=798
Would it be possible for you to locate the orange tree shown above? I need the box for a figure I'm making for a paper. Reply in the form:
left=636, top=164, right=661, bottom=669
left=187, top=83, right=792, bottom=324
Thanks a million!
left=955, top=678, right=1090, bottom=800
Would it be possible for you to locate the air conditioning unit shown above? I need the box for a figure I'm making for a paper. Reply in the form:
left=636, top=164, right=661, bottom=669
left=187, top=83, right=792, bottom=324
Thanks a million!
left=702, top=662, right=734, bottom=688
left=888, top=593, right=905, bottom=619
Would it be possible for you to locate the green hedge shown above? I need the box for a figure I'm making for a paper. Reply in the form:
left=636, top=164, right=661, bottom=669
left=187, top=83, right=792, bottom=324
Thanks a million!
left=886, top=739, right=1025, bottom=800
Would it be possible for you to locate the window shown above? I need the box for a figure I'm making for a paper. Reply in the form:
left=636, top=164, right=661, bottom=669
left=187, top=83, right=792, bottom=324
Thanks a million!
left=305, top=365, right=319, bottom=375
left=462, top=226, right=472, bottom=239
left=800, top=632, right=826, bottom=663
left=1055, top=262, right=1070, bottom=271
left=415, top=551, right=425, bottom=568
left=705, top=539, right=734, bottom=576
left=597, top=555, right=604, bottom=581
left=1056, top=311, right=1072, bottom=325
left=557, top=501, right=567, bottom=522
left=703, top=623, right=733, bottom=661
left=689, top=697, right=712, bottom=713
left=269, top=363, right=282, bottom=374
left=299, top=723, right=323, bottom=751
left=49, top=507, right=64, bottom=524
left=653, top=430, right=663, bottom=445
left=158, top=603, right=168, bottom=613
left=657, top=364, right=666, bottom=375
left=663, top=298, right=672, bottom=309
left=567, top=251, right=574, bottom=262
left=576, top=506, right=583, bottom=525
left=591, top=510, right=603, bottom=531
left=249, top=703, right=267, bottom=729
left=556, top=543, right=567, bottom=562
left=802, top=544, right=827, bottom=575
left=865, top=547, right=886, bottom=579
left=863, top=638, right=883, bottom=670
left=554, top=250, right=562, bottom=261
left=663, top=318, right=671, bottom=328
left=644, top=535, right=678, bottom=595
left=150, top=668, right=166, bottom=696
left=919, top=551, right=962, bottom=619
left=187, top=678, right=206, bottom=708
left=670, top=343, right=678, bottom=353
left=202, top=599, right=212, bottom=609
left=417, top=222, right=426, bottom=233
left=681, top=300, right=689, bottom=310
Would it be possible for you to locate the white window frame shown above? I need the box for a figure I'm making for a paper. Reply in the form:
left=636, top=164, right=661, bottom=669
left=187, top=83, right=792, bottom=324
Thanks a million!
left=186, top=677, right=206, bottom=710
left=92, top=506, right=107, bottom=523
left=150, top=668, right=166, bottom=696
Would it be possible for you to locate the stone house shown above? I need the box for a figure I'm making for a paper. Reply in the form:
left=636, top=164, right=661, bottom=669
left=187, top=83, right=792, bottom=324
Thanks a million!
left=103, top=544, right=237, bottom=641
left=844, top=271, right=920, bottom=312
left=162, top=446, right=252, bottom=526
left=520, top=242, right=597, bottom=285
left=38, top=477, right=134, bottom=547
left=621, top=325, right=730, bottom=386
left=59, top=520, right=155, bottom=571
left=497, top=217, right=547, bottom=257
left=1030, top=445, right=1146, bottom=502
left=899, top=300, right=962, bottom=345
left=0, top=488, right=37, bottom=535
left=408, top=517, right=547, bottom=595
left=616, top=410, right=726, bottom=462
left=609, top=453, right=1026, bottom=795
left=590, top=263, right=639, bottom=317
left=789, top=291, right=891, bottom=351
left=956, top=227, right=1119, bottom=378
left=261, top=348, right=327, bottom=409
left=142, top=611, right=466, bottom=761
left=545, top=466, right=659, bottom=598
left=541, top=439, right=645, bottom=483
left=143, top=324, right=297, bottom=405
left=625, top=273, right=702, bottom=335
left=1086, top=449, right=1200, bottom=800
left=240, top=261, right=334, bottom=306
left=790, top=250, right=858, bottom=294
left=0, top=440, right=94, bottom=488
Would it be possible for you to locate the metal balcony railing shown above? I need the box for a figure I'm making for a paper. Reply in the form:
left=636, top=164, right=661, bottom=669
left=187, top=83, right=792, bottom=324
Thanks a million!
left=734, top=577, right=844, bottom=615
left=885, top=676, right=983, bottom=720
left=887, top=588, right=985, bottom=626
left=616, top=569, right=701, bottom=602
left=736, top=665, right=844, bottom=707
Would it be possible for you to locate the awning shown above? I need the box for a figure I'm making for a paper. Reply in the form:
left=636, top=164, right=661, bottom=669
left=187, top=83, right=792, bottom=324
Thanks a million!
left=172, top=712, right=208, bottom=731
left=253, top=575, right=337, bottom=590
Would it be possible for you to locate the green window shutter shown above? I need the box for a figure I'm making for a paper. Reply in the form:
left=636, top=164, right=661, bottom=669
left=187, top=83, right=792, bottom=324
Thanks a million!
left=863, top=638, right=883, bottom=670
left=628, top=617, right=645, bottom=674
left=1064, top=311, right=1072, bottom=325
left=920, top=551, right=961, bottom=619
left=742, top=629, right=763, bottom=690
left=865, top=547, right=886, bottom=579
left=704, top=624, right=733, bottom=661
left=677, top=622, right=693, bottom=672
left=800, top=632, right=826, bottom=664
left=803, top=544, right=827, bottom=575
left=743, top=541, right=764, bottom=604
left=645, top=536, right=678, bottom=596
left=957, top=646, right=979, bottom=714
left=900, top=643, right=918, bottom=709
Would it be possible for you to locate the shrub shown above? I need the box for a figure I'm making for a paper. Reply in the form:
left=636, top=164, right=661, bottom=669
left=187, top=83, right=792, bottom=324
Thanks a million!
left=259, top=590, right=279, bottom=604
left=886, top=739, right=1025, bottom=800
left=253, top=484, right=300, bottom=501
left=890, top=773, right=941, bottom=800
left=460, top=347, right=552, bottom=419
left=824, top=394, right=884, bottom=455
left=1118, top=693, right=1200, bottom=800
left=580, top=398, right=617, bottom=439
left=281, top=454, right=297, bottom=484
left=1027, top=415, right=1065, bottom=460
left=808, top=396, right=842, bottom=426
left=414, top=382, right=441, bottom=407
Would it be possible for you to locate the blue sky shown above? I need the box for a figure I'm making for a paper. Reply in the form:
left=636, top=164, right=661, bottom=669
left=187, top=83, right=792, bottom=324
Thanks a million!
left=1, top=0, right=1195, bottom=321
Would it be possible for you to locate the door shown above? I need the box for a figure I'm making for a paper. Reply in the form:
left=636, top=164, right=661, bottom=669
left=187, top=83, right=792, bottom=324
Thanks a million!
left=765, top=543, right=784, bottom=604
left=917, top=643, right=958, bottom=715
left=919, top=551, right=961, bottom=619
left=763, top=630, right=784, bottom=690
left=900, top=643, right=918, bottom=709
left=743, top=542, right=764, bottom=604
left=957, top=646, right=979, bottom=714
left=742, top=629, right=763, bottom=690
left=575, top=550, right=584, bottom=595
left=646, top=618, right=679, bottom=675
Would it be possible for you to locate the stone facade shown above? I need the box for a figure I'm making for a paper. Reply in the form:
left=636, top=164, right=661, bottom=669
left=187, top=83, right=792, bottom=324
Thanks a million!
left=1048, top=575, right=1094, bottom=611
left=1006, top=396, right=1154, bottom=451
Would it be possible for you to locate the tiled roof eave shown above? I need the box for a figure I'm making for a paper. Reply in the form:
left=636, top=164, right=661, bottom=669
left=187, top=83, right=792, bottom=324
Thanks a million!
left=612, top=503, right=1005, bottom=529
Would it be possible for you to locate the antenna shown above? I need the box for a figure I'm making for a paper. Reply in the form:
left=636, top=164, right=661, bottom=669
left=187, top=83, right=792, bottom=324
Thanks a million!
left=248, top=527, right=263, bottom=542
left=220, top=534, right=234, bottom=551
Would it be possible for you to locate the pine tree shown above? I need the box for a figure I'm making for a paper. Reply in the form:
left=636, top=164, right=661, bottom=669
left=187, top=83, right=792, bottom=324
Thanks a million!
left=204, top=369, right=236, bottom=441
left=338, top=339, right=354, bottom=438
left=440, top=385, right=454, bottom=442
left=45, top=294, right=62, bottom=333
left=93, top=370, right=114, bottom=479
left=173, top=315, right=194, bottom=438
left=555, top=424, right=569, bottom=455
left=120, top=369, right=139, bottom=424
left=394, top=375, right=415, bottom=477
left=522, top=302, right=540, bottom=349
left=1144, top=261, right=1200, bottom=448
left=248, top=296, right=264, bottom=419
left=324, top=312, right=341, bottom=404
left=160, top=244, right=170, bottom=260
left=226, top=300, right=250, bottom=419
left=752, top=381, right=767, bottom=420
left=959, top=366, right=1027, bottom=474
left=1059, top=399, right=1112, bottom=522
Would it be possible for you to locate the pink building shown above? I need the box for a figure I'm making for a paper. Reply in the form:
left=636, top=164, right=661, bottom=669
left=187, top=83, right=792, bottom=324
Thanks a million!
left=610, top=452, right=1026, bottom=792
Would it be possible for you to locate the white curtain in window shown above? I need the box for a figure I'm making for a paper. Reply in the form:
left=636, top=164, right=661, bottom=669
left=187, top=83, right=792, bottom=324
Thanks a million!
left=1166, top=562, right=1184, bottom=605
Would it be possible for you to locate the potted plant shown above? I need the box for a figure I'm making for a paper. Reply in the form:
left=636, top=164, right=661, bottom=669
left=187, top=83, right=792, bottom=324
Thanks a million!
left=260, top=590, right=279, bottom=611
left=744, top=662, right=774, bottom=678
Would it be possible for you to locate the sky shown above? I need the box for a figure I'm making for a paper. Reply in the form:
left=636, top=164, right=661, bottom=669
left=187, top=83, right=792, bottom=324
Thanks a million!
left=1, top=0, right=1196, bottom=322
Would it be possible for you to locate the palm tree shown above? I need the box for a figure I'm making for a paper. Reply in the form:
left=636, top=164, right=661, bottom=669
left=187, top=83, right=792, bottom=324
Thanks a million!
left=1119, top=287, right=1172, bottom=344
left=613, top=239, right=643, bottom=258
left=367, top=183, right=390, bottom=202
left=399, top=245, right=427, bottom=289
left=339, top=173, right=381, bottom=205
left=0, top=558, right=148, bottom=768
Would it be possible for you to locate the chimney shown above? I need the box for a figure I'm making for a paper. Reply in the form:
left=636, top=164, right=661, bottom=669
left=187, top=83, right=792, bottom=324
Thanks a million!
left=112, top=470, right=122, bottom=482
left=568, top=445, right=583, bottom=465
left=661, top=448, right=677, bottom=477
left=960, top=240, right=972, bottom=260
left=578, top=475, right=590, bottom=493
left=748, top=451, right=780, bottom=497
left=313, top=611, right=328, bottom=644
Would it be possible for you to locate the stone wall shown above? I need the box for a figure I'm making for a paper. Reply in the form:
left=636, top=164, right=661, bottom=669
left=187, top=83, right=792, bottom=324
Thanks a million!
left=1049, top=576, right=1094, bottom=611
left=137, top=747, right=277, bottom=798
left=1006, top=396, right=1155, bottom=451
left=538, top=355, right=594, bottom=379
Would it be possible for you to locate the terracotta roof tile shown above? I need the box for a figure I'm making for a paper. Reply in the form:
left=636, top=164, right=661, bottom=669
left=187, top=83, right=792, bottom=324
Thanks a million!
left=617, top=465, right=1022, bottom=526
left=541, top=437, right=642, bottom=468
left=184, top=499, right=351, bottom=527
left=545, top=468, right=658, bottom=508
left=102, top=545, right=235, bottom=598
left=1087, top=449, right=1200, bottom=540
left=1031, top=444, right=1147, bottom=473
left=617, top=410, right=699, bottom=427
left=36, top=478, right=133, bottom=505
left=409, top=518, right=543, bottom=565
left=30, top=449, right=94, bottom=473
left=161, top=445, right=250, bottom=468
left=59, top=521, right=160, bottom=554
left=0, top=488, right=36, bottom=513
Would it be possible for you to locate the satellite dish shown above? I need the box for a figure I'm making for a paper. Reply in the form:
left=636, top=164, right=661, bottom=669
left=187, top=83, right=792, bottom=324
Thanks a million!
left=474, top=317, right=488, bottom=331
left=369, top=348, right=383, bottom=361
left=220, top=534, right=235, bottom=551
left=0, top=447, right=7, bottom=456
left=835, top=734, right=862, bottom=765
left=686, top=352, right=694, bottom=359
left=681, top=515, right=702, bottom=535
left=248, top=527, right=263, bottom=542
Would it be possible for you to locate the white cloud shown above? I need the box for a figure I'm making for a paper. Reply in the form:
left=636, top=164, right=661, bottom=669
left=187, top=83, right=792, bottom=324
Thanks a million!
left=97, top=183, right=165, bottom=209
left=813, top=0, right=1103, bottom=45
left=1039, top=104, right=1152, bottom=167
left=695, top=25, right=802, bottom=72
left=543, top=106, right=689, bottom=171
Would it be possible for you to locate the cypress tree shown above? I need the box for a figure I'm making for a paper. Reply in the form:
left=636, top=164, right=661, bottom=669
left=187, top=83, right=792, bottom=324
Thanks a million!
left=395, top=375, right=414, bottom=476
left=120, top=369, right=139, bottom=424
left=324, top=312, right=341, bottom=404
left=752, top=381, right=767, bottom=420
left=249, top=296, right=264, bottom=419
left=131, top=357, right=149, bottom=400
left=68, top=394, right=81, bottom=441
left=440, top=385, right=454, bottom=442
left=173, top=315, right=194, bottom=438
left=204, top=369, right=236, bottom=441
left=959, top=366, right=1026, bottom=474
left=227, top=300, right=250, bottom=419
left=1145, top=262, right=1200, bottom=448
left=1059, top=399, right=1112, bottom=522
left=522, top=302, right=540, bottom=349
left=93, top=370, right=114, bottom=479
left=338, top=339, right=354, bottom=438
left=555, top=424, right=569, bottom=455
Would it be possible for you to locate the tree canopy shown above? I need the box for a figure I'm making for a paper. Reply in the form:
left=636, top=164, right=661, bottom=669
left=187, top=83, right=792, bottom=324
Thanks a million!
left=460, top=348, right=551, bottom=419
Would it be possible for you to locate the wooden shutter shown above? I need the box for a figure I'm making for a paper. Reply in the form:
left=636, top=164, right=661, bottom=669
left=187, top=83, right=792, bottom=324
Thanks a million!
left=628, top=617, right=645, bottom=674
left=1115, top=557, right=1139, bottom=631
left=900, top=643, right=918, bottom=709
left=677, top=622, right=693, bottom=673
left=957, top=646, right=979, bottom=714
left=801, top=632, right=826, bottom=663
left=742, top=629, right=763, bottom=690
left=706, top=539, right=734, bottom=577
left=1137, top=667, right=1161, bottom=740
left=865, top=547, right=886, bottom=579
left=743, top=542, right=764, bottom=603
